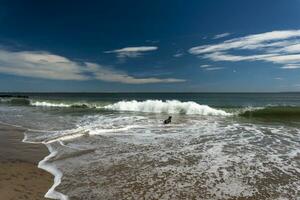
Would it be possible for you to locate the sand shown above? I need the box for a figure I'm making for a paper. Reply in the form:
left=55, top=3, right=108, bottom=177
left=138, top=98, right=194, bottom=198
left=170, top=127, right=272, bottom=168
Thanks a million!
left=0, top=123, right=53, bottom=200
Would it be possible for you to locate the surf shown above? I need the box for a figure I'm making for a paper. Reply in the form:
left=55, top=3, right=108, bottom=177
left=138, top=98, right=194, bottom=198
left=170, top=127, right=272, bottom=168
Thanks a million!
left=103, top=100, right=231, bottom=115
left=1, top=97, right=231, bottom=116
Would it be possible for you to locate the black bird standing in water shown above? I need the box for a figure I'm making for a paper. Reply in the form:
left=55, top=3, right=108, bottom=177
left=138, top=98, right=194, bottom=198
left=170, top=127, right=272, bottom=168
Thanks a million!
left=164, top=116, right=172, bottom=124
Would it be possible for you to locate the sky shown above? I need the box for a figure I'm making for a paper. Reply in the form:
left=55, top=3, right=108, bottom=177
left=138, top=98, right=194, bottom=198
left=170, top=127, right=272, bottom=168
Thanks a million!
left=0, top=0, right=300, bottom=92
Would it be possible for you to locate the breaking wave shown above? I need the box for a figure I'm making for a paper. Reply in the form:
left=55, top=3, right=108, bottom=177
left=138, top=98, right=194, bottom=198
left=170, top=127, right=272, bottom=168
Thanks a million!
left=103, top=100, right=231, bottom=116
left=31, top=101, right=72, bottom=108
left=1, top=98, right=231, bottom=116
left=30, top=101, right=90, bottom=108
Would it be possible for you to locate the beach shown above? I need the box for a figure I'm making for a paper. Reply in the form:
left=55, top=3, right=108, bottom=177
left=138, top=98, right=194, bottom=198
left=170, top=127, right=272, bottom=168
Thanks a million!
left=0, top=123, right=52, bottom=200
left=0, top=93, right=300, bottom=199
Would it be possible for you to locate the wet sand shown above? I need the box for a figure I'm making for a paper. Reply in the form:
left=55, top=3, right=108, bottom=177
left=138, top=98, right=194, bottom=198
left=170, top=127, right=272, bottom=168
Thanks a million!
left=0, top=123, right=53, bottom=200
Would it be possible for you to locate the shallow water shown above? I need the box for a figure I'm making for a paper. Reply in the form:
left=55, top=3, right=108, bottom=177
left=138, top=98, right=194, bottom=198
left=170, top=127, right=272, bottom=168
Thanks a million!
left=0, top=93, right=300, bottom=199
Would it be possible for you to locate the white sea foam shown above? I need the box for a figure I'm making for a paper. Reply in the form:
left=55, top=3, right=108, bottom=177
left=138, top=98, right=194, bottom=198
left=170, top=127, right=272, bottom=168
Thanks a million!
left=22, top=131, right=68, bottom=200
left=88, top=125, right=141, bottom=135
left=16, top=122, right=69, bottom=200
left=104, top=100, right=230, bottom=115
left=29, top=99, right=231, bottom=116
left=38, top=144, right=69, bottom=200
left=44, top=131, right=87, bottom=144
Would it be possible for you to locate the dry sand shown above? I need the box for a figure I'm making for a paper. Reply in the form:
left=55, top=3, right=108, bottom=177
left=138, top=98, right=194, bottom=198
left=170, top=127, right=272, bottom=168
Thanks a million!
left=0, top=123, right=53, bottom=200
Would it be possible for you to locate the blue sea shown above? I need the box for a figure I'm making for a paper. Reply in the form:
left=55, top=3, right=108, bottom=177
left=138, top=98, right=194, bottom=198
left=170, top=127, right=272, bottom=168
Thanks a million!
left=0, top=93, right=300, bottom=199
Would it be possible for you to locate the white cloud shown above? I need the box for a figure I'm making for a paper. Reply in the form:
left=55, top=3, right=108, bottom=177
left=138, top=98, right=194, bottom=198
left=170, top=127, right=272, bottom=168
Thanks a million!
left=200, top=64, right=211, bottom=68
left=190, top=30, right=300, bottom=54
left=204, top=67, right=224, bottom=71
left=213, top=33, right=231, bottom=39
left=189, top=29, right=300, bottom=68
left=281, top=64, right=300, bottom=69
left=199, top=64, right=223, bottom=71
left=264, top=54, right=300, bottom=64
left=0, top=50, right=87, bottom=80
left=274, top=43, right=300, bottom=53
left=203, top=52, right=278, bottom=62
left=173, top=52, right=184, bottom=58
left=85, top=62, right=185, bottom=84
left=0, top=48, right=185, bottom=84
left=104, top=46, right=158, bottom=58
left=274, top=77, right=283, bottom=80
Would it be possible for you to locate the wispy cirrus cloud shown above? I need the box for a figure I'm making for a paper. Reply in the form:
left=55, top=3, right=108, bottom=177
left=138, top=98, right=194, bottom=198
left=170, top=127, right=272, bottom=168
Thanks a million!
left=203, top=67, right=224, bottom=71
left=0, top=48, right=185, bottom=84
left=200, top=64, right=212, bottom=68
left=189, top=30, right=300, bottom=70
left=104, top=46, right=158, bottom=58
left=213, top=32, right=231, bottom=39
left=173, top=49, right=185, bottom=58
left=200, top=64, right=223, bottom=71
left=274, top=77, right=283, bottom=80
left=173, top=52, right=184, bottom=58
left=280, top=64, right=300, bottom=69
left=85, top=62, right=184, bottom=84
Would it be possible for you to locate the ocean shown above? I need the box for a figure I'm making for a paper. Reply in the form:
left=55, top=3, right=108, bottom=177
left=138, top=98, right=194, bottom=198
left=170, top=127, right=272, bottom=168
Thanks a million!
left=0, top=93, right=299, bottom=199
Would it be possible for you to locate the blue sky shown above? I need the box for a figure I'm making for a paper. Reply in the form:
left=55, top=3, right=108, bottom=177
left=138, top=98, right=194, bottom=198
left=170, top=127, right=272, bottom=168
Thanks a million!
left=1, top=0, right=300, bottom=92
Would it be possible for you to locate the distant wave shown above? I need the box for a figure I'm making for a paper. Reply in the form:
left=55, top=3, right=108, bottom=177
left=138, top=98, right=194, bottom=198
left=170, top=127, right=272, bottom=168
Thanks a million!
left=104, top=100, right=231, bottom=116
left=0, top=97, right=30, bottom=105
left=239, top=106, right=300, bottom=119
left=0, top=97, right=91, bottom=108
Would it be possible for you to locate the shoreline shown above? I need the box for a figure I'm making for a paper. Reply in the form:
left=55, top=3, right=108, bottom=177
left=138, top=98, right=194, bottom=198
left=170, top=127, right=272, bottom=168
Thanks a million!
left=0, top=123, right=53, bottom=200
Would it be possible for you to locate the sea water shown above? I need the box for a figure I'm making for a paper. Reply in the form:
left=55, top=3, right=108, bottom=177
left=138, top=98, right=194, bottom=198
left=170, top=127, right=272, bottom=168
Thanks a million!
left=0, top=93, right=300, bottom=199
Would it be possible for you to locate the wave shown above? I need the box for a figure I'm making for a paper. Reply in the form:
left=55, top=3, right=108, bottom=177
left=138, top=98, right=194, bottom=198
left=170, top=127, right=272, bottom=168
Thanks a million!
left=30, top=101, right=76, bottom=108
left=29, top=101, right=92, bottom=109
left=0, top=97, right=30, bottom=105
left=239, top=106, right=300, bottom=119
left=1, top=98, right=232, bottom=116
left=0, top=98, right=91, bottom=108
left=31, top=101, right=71, bottom=107
left=1, top=97, right=230, bottom=116
left=104, top=100, right=231, bottom=116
